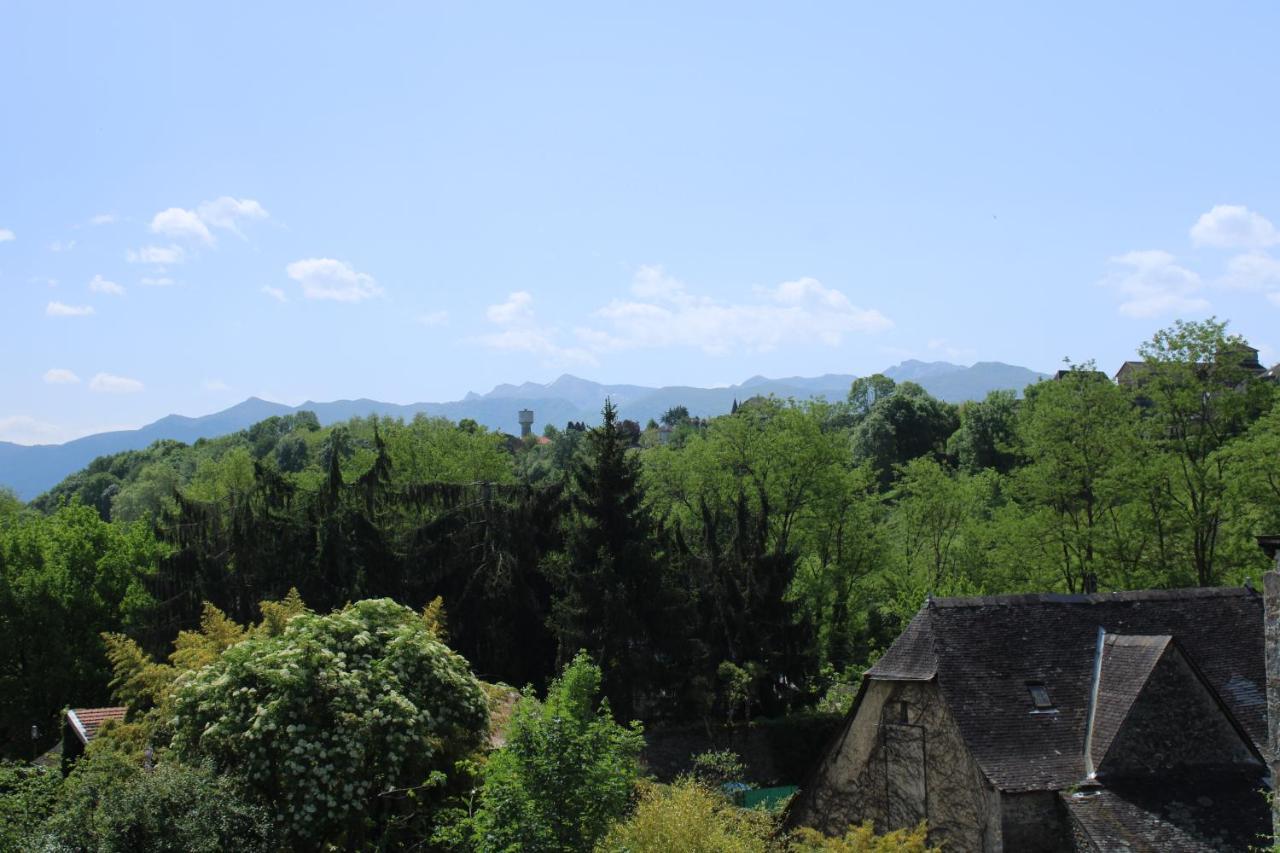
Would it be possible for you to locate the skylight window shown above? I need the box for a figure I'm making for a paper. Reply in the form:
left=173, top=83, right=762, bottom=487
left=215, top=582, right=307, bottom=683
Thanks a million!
left=1027, top=682, right=1054, bottom=711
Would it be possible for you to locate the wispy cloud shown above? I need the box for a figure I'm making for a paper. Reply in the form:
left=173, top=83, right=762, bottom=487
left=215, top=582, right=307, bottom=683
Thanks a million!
left=0, top=228, right=14, bottom=242
left=0, top=415, right=73, bottom=445
left=286, top=258, right=381, bottom=302
left=46, top=301, right=95, bottom=317
left=1103, top=250, right=1209, bottom=318
left=418, top=310, right=449, bottom=327
left=127, top=245, right=185, bottom=265
left=89, top=373, right=143, bottom=393
left=89, top=213, right=117, bottom=226
left=43, top=368, right=80, bottom=385
left=262, top=285, right=288, bottom=302
left=140, top=276, right=174, bottom=287
left=581, top=266, right=892, bottom=355
left=476, top=291, right=596, bottom=366
left=203, top=378, right=230, bottom=392
left=48, top=239, right=76, bottom=253
left=89, top=274, right=125, bottom=296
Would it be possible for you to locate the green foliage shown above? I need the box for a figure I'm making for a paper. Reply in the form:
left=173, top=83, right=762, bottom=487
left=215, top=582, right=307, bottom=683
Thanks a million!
left=599, top=778, right=776, bottom=853
left=38, top=751, right=276, bottom=853
left=789, top=821, right=935, bottom=852
left=0, top=760, right=59, bottom=851
left=0, top=504, right=161, bottom=756
left=469, top=651, right=644, bottom=852
left=170, top=599, right=489, bottom=847
left=689, top=749, right=748, bottom=789
left=548, top=400, right=666, bottom=719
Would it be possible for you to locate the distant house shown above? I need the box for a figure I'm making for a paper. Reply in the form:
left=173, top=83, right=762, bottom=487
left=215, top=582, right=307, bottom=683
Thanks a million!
left=1113, top=344, right=1266, bottom=389
left=788, top=589, right=1269, bottom=852
left=62, top=706, right=126, bottom=772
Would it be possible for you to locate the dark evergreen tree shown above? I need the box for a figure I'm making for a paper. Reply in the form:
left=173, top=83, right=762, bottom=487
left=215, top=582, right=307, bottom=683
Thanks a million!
left=547, top=400, right=664, bottom=719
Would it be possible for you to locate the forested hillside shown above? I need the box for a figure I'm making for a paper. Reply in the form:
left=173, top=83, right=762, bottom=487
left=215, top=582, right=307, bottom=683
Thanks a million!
left=1, top=319, right=1277, bottom=849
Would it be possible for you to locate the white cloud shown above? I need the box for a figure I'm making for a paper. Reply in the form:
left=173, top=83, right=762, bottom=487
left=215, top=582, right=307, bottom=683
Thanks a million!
left=46, top=301, right=95, bottom=317
left=418, top=310, right=449, bottom=326
left=583, top=266, right=892, bottom=355
left=89, top=373, right=143, bottom=393
left=262, top=285, right=288, bottom=302
left=48, top=239, right=76, bottom=252
left=286, top=258, right=381, bottom=302
left=487, top=291, right=535, bottom=325
left=1190, top=205, right=1279, bottom=249
left=477, top=291, right=596, bottom=366
left=151, top=207, right=213, bottom=243
left=149, top=197, right=267, bottom=246
left=1104, top=250, right=1210, bottom=318
left=90, top=213, right=117, bottom=226
left=127, top=245, right=185, bottom=265
left=0, top=228, right=14, bottom=242
left=140, top=276, right=174, bottom=287
left=43, top=368, right=80, bottom=384
left=203, top=379, right=230, bottom=392
left=89, top=274, right=125, bottom=296
left=196, top=197, right=268, bottom=235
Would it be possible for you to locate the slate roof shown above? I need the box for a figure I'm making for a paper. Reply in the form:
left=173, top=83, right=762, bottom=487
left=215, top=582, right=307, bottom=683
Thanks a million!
left=1087, top=634, right=1171, bottom=772
left=866, top=588, right=1265, bottom=792
left=65, top=707, right=127, bottom=745
left=1062, top=778, right=1270, bottom=852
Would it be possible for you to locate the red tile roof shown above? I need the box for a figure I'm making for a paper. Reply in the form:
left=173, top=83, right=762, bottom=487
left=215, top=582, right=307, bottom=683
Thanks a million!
left=66, top=707, right=127, bottom=744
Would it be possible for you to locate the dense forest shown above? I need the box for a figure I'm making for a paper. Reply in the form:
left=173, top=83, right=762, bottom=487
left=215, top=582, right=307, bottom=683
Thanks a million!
left=2, top=318, right=1279, bottom=850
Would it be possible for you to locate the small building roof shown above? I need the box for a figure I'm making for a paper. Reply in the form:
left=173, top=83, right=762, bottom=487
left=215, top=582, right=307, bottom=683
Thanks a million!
left=1062, top=778, right=1268, bottom=851
left=65, top=707, right=127, bottom=745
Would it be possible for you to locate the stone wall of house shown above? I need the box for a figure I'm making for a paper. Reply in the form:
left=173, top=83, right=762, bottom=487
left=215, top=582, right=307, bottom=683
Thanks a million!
left=1000, top=791, right=1071, bottom=853
left=788, top=679, right=1002, bottom=852
left=1101, top=649, right=1260, bottom=778
left=1265, top=570, right=1280, bottom=842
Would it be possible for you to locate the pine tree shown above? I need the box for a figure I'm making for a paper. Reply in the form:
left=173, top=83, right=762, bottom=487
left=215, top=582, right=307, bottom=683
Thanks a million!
left=547, top=399, right=660, bottom=719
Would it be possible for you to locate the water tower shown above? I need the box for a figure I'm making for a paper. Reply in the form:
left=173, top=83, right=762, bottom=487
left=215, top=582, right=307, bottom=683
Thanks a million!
left=518, top=409, right=534, bottom=438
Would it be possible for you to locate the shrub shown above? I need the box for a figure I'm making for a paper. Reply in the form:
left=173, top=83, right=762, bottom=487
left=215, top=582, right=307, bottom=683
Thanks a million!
left=0, top=760, right=60, bottom=851
left=469, top=651, right=644, bottom=852
left=37, top=752, right=275, bottom=852
left=599, top=778, right=776, bottom=853
left=789, top=821, right=935, bottom=852
left=169, top=598, right=489, bottom=847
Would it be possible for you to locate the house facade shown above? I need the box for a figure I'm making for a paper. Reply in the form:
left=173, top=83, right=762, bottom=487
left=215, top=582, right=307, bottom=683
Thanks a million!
left=788, top=588, right=1270, bottom=851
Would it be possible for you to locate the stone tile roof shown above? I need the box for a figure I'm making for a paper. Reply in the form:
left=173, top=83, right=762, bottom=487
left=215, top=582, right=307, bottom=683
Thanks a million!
left=65, top=707, right=127, bottom=745
left=1062, top=778, right=1269, bottom=852
left=1087, top=633, right=1171, bottom=772
left=869, top=587, right=1264, bottom=792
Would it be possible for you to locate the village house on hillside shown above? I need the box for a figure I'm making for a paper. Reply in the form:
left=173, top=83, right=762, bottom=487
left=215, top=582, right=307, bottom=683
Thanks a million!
left=788, top=588, right=1270, bottom=852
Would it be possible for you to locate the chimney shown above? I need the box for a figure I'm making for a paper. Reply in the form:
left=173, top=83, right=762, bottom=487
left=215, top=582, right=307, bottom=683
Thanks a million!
left=518, top=409, right=534, bottom=438
left=1260, top=535, right=1280, bottom=843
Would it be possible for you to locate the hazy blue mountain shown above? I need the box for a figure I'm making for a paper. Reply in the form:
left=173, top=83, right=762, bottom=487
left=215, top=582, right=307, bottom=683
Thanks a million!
left=0, top=397, right=296, bottom=501
left=883, top=360, right=965, bottom=382
left=903, top=362, right=1048, bottom=402
left=0, top=361, right=1046, bottom=500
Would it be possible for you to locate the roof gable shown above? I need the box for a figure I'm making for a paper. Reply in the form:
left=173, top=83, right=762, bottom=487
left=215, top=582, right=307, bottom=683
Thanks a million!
left=1086, top=633, right=1171, bottom=773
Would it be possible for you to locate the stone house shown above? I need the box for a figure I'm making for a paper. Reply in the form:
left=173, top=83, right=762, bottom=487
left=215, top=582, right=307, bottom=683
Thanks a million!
left=788, top=588, right=1270, bottom=851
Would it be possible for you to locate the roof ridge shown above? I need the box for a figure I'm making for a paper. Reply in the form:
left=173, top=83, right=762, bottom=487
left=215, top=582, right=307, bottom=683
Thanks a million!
left=928, top=586, right=1253, bottom=608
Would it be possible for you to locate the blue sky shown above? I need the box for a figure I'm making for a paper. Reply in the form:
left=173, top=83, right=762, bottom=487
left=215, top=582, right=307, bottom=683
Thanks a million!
left=4, top=2, right=1280, bottom=443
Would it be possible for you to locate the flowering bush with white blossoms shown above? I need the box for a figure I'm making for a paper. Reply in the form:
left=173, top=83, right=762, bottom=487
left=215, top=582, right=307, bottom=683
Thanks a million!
left=170, top=598, right=488, bottom=846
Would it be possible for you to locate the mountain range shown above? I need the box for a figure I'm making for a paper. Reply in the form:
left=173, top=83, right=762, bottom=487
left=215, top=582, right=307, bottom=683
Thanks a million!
left=0, top=360, right=1046, bottom=501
